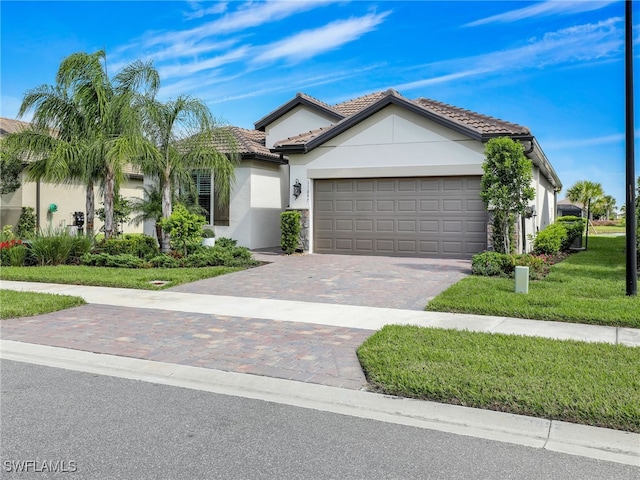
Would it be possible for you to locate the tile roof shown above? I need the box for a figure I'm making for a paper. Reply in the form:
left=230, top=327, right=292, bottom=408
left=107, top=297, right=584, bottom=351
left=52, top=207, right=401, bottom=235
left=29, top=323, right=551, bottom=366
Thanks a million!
left=332, top=91, right=390, bottom=116
left=273, top=89, right=532, bottom=150
left=229, top=127, right=284, bottom=161
left=207, top=126, right=284, bottom=163
left=413, top=98, right=530, bottom=136
left=0, top=117, right=30, bottom=136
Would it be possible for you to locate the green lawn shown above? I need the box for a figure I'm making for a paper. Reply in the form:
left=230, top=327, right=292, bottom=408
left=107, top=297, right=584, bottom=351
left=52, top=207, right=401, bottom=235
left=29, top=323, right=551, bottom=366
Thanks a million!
left=357, top=325, right=640, bottom=432
left=427, top=236, right=640, bottom=328
left=0, top=289, right=86, bottom=319
left=0, top=265, right=242, bottom=290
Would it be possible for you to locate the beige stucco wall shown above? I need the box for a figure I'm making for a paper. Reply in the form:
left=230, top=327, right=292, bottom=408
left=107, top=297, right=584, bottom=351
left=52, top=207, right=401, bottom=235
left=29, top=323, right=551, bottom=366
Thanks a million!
left=265, top=105, right=337, bottom=149
left=198, top=161, right=285, bottom=249
left=0, top=173, right=144, bottom=235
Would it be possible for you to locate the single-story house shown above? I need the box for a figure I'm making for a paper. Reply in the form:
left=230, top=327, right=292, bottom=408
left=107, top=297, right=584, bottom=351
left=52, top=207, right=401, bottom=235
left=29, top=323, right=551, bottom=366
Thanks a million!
left=249, top=89, right=561, bottom=257
left=557, top=198, right=585, bottom=218
left=0, top=117, right=144, bottom=235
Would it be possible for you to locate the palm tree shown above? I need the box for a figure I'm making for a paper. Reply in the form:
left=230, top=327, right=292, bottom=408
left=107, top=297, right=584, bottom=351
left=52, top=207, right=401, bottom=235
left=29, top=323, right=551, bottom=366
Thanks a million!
left=566, top=180, right=604, bottom=218
left=595, top=195, right=617, bottom=220
left=4, top=50, right=159, bottom=239
left=138, top=95, right=238, bottom=252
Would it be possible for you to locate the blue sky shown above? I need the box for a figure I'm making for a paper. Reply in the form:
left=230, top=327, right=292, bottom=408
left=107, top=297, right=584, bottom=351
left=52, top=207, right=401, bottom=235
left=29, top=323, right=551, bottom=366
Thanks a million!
left=0, top=0, right=635, bottom=208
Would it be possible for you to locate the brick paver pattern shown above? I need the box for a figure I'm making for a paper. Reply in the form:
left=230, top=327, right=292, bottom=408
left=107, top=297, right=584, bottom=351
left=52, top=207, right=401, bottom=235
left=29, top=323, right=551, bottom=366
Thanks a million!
left=171, top=252, right=470, bottom=310
left=2, top=304, right=375, bottom=390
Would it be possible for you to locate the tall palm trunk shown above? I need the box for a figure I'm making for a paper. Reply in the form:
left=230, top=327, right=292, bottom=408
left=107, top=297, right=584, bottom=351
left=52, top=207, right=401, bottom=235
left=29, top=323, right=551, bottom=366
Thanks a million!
left=104, top=169, right=116, bottom=239
left=85, top=181, right=95, bottom=236
left=160, top=168, right=172, bottom=253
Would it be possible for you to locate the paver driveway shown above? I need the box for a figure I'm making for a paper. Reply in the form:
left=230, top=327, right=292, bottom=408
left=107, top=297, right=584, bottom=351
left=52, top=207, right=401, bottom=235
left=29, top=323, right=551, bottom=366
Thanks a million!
left=170, top=251, right=471, bottom=310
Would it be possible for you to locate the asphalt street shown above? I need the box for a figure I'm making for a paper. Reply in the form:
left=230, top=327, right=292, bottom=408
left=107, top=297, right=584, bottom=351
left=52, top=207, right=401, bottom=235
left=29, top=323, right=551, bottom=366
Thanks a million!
left=2, top=360, right=638, bottom=480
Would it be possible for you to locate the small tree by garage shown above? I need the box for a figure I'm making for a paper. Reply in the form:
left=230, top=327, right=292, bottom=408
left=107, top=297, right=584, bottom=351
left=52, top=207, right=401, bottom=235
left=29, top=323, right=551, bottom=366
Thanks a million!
left=480, top=137, right=535, bottom=254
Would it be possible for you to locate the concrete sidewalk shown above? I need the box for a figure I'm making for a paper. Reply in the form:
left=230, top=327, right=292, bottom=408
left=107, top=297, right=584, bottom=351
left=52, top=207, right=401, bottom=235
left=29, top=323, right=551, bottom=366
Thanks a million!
left=1, top=280, right=639, bottom=467
left=2, top=280, right=639, bottom=346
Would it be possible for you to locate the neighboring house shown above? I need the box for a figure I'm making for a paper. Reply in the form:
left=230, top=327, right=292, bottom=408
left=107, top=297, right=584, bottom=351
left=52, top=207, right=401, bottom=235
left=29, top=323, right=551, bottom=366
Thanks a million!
left=0, top=117, right=144, bottom=234
left=557, top=198, right=585, bottom=218
left=143, top=127, right=288, bottom=249
left=255, top=89, right=561, bottom=258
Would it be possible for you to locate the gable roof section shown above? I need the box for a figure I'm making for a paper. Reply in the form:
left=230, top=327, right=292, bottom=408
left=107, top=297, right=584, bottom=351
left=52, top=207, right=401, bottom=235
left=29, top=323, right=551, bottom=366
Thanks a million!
left=254, top=92, right=344, bottom=131
left=270, top=90, right=560, bottom=190
left=273, top=89, right=533, bottom=152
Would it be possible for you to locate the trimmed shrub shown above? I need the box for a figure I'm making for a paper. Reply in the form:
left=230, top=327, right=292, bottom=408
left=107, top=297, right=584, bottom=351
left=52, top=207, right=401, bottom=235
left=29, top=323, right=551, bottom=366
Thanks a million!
left=15, top=207, right=36, bottom=239
left=99, top=235, right=159, bottom=259
left=556, top=216, right=585, bottom=251
left=281, top=210, right=301, bottom=254
left=533, top=223, right=567, bottom=255
left=148, top=255, right=182, bottom=268
left=81, top=252, right=144, bottom=268
left=159, top=204, right=206, bottom=256
left=471, top=251, right=514, bottom=277
left=214, top=237, right=237, bottom=249
left=513, top=254, right=551, bottom=280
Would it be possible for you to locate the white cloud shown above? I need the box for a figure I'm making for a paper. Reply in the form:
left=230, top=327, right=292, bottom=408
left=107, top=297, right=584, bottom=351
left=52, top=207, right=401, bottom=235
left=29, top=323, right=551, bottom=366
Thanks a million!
left=158, top=46, right=250, bottom=79
left=184, top=1, right=228, bottom=21
left=397, top=18, right=623, bottom=93
left=465, top=0, right=618, bottom=27
left=140, top=0, right=337, bottom=50
left=253, top=11, right=391, bottom=64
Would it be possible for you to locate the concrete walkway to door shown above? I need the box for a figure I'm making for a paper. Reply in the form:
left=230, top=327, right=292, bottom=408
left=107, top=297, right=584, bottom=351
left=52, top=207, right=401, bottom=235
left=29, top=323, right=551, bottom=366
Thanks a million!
left=170, top=251, right=471, bottom=311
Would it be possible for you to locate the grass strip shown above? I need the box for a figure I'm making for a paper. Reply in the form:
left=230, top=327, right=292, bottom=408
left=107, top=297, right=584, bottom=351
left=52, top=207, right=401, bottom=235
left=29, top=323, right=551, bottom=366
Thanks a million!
left=0, top=265, right=242, bottom=290
left=427, top=236, right=640, bottom=328
left=1, top=289, right=86, bottom=319
left=357, top=325, right=640, bottom=432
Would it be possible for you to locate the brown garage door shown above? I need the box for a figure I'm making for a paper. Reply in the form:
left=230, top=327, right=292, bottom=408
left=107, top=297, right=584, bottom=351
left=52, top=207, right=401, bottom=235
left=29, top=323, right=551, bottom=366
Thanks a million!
left=313, top=177, right=487, bottom=258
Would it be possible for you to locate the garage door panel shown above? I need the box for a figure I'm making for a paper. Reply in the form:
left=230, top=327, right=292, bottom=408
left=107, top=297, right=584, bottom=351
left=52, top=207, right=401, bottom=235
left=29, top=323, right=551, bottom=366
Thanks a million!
left=398, top=200, right=417, bottom=212
left=314, top=177, right=486, bottom=258
left=444, top=179, right=463, bottom=191
left=419, top=241, right=439, bottom=254
left=316, top=219, right=333, bottom=232
left=443, top=242, right=463, bottom=254
left=335, top=238, right=354, bottom=250
left=376, top=239, right=395, bottom=252
left=377, top=180, right=394, bottom=191
left=356, top=200, right=374, bottom=212
left=443, top=221, right=462, bottom=233
left=398, top=220, right=417, bottom=232
left=442, top=199, right=463, bottom=212
left=355, top=219, right=374, bottom=232
left=335, top=219, right=353, bottom=231
left=420, top=220, right=439, bottom=232
left=398, top=179, right=417, bottom=191
left=376, top=200, right=395, bottom=212
left=376, top=219, right=394, bottom=232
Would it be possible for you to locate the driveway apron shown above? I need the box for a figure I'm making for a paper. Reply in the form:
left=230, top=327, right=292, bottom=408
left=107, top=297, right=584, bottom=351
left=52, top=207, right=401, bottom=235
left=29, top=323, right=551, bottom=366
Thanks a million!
left=170, top=252, right=471, bottom=311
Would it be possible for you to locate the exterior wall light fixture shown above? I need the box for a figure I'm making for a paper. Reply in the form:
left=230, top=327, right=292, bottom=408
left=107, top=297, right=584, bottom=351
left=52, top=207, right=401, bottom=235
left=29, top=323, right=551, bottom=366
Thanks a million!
left=293, top=179, right=302, bottom=199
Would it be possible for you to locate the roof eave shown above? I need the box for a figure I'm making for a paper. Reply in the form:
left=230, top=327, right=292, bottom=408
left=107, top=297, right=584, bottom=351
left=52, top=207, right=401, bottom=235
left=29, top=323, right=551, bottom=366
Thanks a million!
left=241, top=152, right=288, bottom=165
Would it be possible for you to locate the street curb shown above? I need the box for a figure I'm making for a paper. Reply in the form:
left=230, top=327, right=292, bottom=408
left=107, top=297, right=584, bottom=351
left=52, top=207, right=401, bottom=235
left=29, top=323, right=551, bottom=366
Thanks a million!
left=2, top=340, right=638, bottom=467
